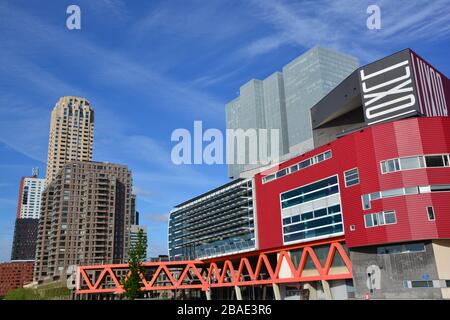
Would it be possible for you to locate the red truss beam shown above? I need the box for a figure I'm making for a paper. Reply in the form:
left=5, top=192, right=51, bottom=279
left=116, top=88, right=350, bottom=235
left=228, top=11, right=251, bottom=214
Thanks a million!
left=76, top=237, right=352, bottom=295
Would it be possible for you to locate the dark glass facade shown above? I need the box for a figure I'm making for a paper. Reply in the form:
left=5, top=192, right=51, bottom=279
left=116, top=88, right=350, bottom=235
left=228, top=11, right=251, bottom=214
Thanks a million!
left=11, top=218, right=39, bottom=261
left=168, top=179, right=255, bottom=260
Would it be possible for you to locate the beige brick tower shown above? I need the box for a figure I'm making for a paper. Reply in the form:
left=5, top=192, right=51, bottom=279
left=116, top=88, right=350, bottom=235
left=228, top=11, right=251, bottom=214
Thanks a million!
left=46, top=96, right=94, bottom=184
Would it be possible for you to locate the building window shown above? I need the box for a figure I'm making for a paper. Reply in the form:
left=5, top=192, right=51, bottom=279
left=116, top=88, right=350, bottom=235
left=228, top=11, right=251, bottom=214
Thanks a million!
left=361, top=184, right=450, bottom=210
left=377, top=242, right=425, bottom=254
left=280, top=176, right=338, bottom=209
left=427, top=206, right=435, bottom=221
left=364, top=211, right=397, bottom=228
left=262, top=150, right=332, bottom=184
left=411, top=281, right=433, bottom=288
left=425, top=155, right=445, bottom=167
left=263, top=174, right=275, bottom=183
left=276, top=168, right=287, bottom=178
left=344, top=168, right=359, bottom=187
left=281, top=175, right=342, bottom=244
left=381, top=154, right=450, bottom=174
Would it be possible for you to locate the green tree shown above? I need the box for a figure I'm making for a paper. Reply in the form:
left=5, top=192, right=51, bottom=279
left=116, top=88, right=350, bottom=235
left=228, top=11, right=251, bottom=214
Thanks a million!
left=122, top=228, right=147, bottom=300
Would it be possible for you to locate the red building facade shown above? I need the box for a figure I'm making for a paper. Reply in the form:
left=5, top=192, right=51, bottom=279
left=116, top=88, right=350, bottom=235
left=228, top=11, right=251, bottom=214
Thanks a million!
left=255, top=116, right=450, bottom=249
left=0, top=261, right=34, bottom=297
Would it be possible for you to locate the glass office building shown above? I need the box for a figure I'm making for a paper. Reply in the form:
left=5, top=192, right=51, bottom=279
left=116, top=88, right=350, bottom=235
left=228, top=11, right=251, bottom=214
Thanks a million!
left=168, top=179, right=256, bottom=260
left=226, top=46, right=358, bottom=179
left=283, top=46, right=358, bottom=155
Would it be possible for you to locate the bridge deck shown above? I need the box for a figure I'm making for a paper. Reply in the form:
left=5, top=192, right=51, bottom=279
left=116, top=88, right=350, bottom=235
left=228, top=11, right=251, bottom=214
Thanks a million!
left=76, top=237, right=352, bottom=295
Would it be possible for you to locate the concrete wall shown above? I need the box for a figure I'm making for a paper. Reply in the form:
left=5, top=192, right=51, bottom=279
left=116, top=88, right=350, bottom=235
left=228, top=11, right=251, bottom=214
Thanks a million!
left=350, top=242, right=442, bottom=299
left=432, top=240, right=450, bottom=299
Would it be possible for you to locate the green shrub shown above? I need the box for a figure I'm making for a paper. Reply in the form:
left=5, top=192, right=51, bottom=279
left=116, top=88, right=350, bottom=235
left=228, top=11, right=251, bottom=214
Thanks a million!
left=4, top=285, right=71, bottom=300
left=4, top=288, right=40, bottom=300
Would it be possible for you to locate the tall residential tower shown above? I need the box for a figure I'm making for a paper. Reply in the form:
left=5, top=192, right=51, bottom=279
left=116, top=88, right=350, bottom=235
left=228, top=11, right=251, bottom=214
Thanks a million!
left=34, top=161, right=134, bottom=281
left=16, top=170, right=45, bottom=219
left=46, top=96, right=94, bottom=183
left=11, top=169, right=44, bottom=261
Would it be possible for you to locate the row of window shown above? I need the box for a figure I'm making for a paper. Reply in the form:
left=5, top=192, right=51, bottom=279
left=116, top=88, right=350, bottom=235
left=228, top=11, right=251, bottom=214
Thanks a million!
left=364, top=211, right=397, bottom=228
left=284, top=213, right=342, bottom=235
left=404, top=280, right=450, bottom=289
left=281, top=176, right=339, bottom=209
left=362, top=207, right=435, bottom=230
left=381, top=154, right=450, bottom=174
left=377, top=242, right=425, bottom=254
left=263, top=150, right=332, bottom=184
left=283, top=224, right=343, bottom=243
left=282, top=204, right=341, bottom=226
left=362, top=184, right=450, bottom=210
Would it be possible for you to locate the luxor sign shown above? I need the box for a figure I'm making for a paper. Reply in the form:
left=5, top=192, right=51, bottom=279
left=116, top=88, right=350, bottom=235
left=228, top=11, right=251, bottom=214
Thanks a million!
left=359, top=49, right=449, bottom=126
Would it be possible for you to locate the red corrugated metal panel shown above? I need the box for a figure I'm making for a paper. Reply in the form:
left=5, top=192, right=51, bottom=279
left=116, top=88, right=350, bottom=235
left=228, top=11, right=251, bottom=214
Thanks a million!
left=255, top=116, right=450, bottom=250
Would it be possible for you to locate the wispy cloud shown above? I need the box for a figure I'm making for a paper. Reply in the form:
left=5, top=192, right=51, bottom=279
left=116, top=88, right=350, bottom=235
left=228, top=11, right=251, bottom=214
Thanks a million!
left=0, top=2, right=228, bottom=166
left=141, top=212, right=169, bottom=224
left=132, top=186, right=157, bottom=198
left=242, top=0, right=450, bottom=63
left=86, top=0, right=130, bottom=21
left=0, top=1, right=225, bottom=120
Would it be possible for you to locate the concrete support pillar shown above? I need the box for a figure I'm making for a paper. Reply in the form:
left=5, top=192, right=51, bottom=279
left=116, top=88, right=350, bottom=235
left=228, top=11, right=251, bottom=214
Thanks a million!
left=205, top=288, right=212, bottom=300
left=321, top=280, right=333, bottom=300
left=304, top=282, right=317, bottom=300
left=234, top=286, right=243, bottom=300
left=272, top=283, right=282, bottom=300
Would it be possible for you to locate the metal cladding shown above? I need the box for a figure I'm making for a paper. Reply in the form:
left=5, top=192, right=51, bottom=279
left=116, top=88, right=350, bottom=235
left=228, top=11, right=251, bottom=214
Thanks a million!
left=311, top=48, right=450, bottom=131
left=256, top=116, right=450, bottom=250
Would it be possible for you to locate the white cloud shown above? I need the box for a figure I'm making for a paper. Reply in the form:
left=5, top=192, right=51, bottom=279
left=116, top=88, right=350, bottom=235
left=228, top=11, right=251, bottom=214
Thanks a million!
left=141, top=213, right=169, bottom=223
left=242, top=0, right=450, bottom=63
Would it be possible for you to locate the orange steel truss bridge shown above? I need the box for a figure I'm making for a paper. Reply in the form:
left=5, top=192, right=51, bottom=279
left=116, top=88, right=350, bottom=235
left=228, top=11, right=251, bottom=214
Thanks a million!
left=76, top=237, right=352, bottom=295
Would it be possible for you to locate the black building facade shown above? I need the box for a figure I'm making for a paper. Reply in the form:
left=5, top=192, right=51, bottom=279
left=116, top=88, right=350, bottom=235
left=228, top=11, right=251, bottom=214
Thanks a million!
left=11, top=218, right=39, bottom=260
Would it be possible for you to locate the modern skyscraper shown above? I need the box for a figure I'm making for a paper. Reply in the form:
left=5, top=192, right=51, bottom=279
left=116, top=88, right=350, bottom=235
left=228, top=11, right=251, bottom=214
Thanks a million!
left=283, top=46, right=358, bottom=155
left=45, top=96, right=94, bottom=184
left=34, top=161, right=134, bottom=282
left=226, top=46, right=358, bottom=179
left=11, top=218, right=39, bottom=261
left=226, top=78, right=288, bottom=180
left=16, top=171, right=45, bottom=219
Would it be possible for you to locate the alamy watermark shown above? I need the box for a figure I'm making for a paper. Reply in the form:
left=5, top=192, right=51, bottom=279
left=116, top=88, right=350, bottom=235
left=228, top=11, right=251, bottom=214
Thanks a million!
left=66, top=5, right=81, bottom=30
left=367, top=4, right=381, bottom=30
left=171, top=121, right=280, bottom=170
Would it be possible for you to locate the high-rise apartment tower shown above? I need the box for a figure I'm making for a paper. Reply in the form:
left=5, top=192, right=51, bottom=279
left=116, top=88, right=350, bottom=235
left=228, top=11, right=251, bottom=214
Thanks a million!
left=45, top=96, right=94, bottom=183
left=34, top=161, right=133, bottom=282
left=16, top=174, right=45, bottom=219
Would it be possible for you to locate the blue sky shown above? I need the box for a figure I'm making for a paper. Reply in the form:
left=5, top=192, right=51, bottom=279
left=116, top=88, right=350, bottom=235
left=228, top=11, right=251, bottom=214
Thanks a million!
left=0, top=0, right=449, bottom=261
